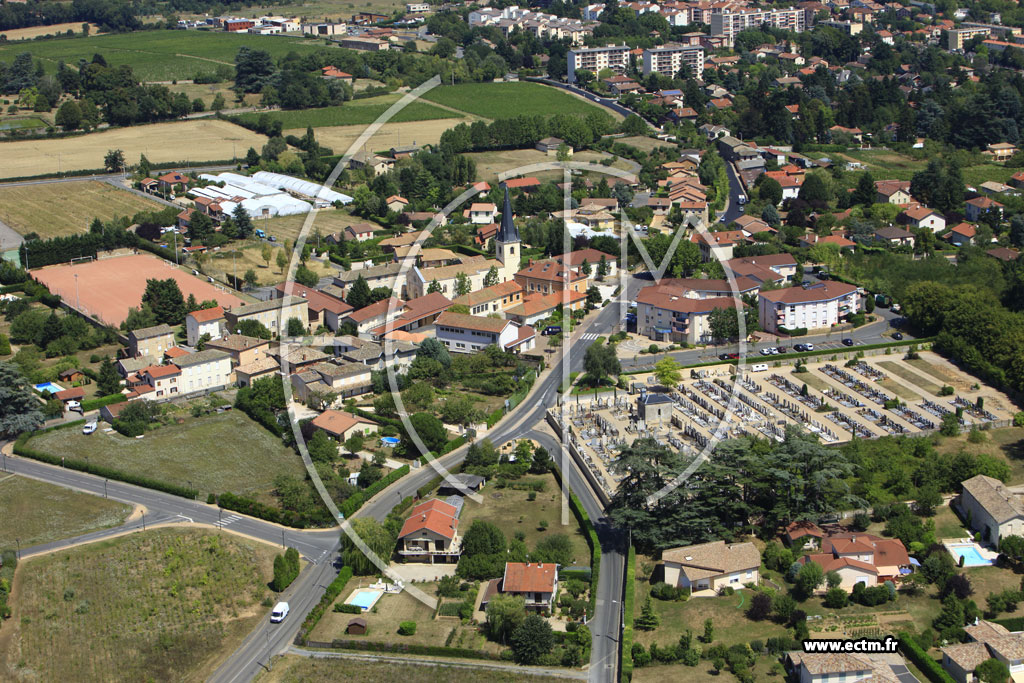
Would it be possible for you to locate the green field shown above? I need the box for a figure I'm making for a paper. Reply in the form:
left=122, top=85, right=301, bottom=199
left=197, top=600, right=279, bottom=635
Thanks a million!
left=838, top=149, right=1012, bottom=186
left=0, top=30, right=327, bottom=82
left=24, top=411, right=306, bottom=502
left=421, top=82, right=613, bottom=120
left=235, top=96, right=457, bottom=129
left=2, top=528, right=276, bottom=682
left=0, top=116, right=48, bottom=131
left=0, top=475, right=131, bottom=549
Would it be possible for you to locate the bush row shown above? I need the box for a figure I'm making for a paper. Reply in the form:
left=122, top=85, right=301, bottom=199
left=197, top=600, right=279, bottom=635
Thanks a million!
left=897, top=631, right=955, bottom=683
left=551, top=463, right=602, bottom=617
left=296, top=566, right=353, bottom=645
left=80, top=393, right=127, bottom=412
left=307, top=638, right=503, bottom=661
left=216, top=491, right=322, bottom=529
left=339, top=465, right=410, bottom=519
left=621, top=545, right=637, bottom=682
left=994, top=617, right=1024, bottom=631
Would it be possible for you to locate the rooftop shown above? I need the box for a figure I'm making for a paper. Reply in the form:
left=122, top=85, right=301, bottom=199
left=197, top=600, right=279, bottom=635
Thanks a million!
left=502, top=562, right=558, bottom=594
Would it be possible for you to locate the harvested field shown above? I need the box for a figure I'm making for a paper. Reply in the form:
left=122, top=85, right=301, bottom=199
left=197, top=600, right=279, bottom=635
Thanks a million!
left=258, top=210, right=374, bottom=245
left=0, top=119, right=267, bottom=179
left=0, top=23, right=99, bottom=41
left=1, top=528, right=276, bottom=682
left=201, top=243, right=337, bottom=288
left=31, top=253, right=244, bottom=327
left=255, top=655, right=568, bottom=683
left=0, top=181, right=165, bottom=238
left=293, top=119, right=465, bottom=159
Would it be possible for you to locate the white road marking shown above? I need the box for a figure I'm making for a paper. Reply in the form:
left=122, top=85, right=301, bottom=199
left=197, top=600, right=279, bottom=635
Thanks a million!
left=213, top=514, right=243, bottom=528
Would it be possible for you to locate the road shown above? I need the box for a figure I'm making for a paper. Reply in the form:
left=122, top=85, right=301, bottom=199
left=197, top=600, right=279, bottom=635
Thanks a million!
left=527, top=77, right=655, bottom=128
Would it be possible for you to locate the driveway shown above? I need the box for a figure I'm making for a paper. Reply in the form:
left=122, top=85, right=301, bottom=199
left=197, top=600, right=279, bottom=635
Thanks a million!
left=0, top=217, right=23, bottom=253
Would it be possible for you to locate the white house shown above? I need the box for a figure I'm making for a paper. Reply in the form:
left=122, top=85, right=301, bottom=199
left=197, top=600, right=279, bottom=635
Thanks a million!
left=662, top=541, right=760, bottom=594
left=959, top=474, right=1024, bottom=545
left=469, top=202, right=498, bottom=224
left=185, top=306, right=225, bottom=347
left=758, top=281, right=860, bottom=334
left=434, top=311, right=536, bottom=354
left=174, top=349, right=232, bottom=394
left=902, top=205, right=946, bottom=233
left=498, top=562, right=558, bottom=611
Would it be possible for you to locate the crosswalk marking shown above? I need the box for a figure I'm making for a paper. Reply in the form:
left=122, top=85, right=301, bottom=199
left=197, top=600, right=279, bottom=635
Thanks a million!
left=580, top=333, right=599, bottom=341
left=213, top=514, right=243, bottom=528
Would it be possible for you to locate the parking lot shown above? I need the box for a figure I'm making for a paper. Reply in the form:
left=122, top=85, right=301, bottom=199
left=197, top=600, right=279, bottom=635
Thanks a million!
left=561, top=351, right=1018, bottom=496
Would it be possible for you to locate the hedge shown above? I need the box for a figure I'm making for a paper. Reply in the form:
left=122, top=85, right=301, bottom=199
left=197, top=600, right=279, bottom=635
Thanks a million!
left=777, top=326, right=808, bottom=336
left=621, top=545, right=636, bottom=682
left=551, top=463, right=601, bottom=617
left=81, top=393, right=127, bottom=412
left=296, top=565, right=353, bottom=645
left=216, top=491, right=317, bottom=528
left=14, top=425, right=194, bottom=499
left=897, top=631, right=955, bottom=683
left=307, top=638, right=503, bottom=661
left=994, top=616, right=1024, bottom=631
left=486, top=407, right=504, bottom=428
left=339, top=464, right=410, bottom=518
left=441, top=435, right=467, bottom=455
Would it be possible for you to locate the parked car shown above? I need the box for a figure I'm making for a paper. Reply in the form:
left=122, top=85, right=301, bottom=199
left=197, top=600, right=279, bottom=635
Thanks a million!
left=842, top=338, right=855, bottom=346
left=760, top=348, right=772, bottom=356
left=270, top=602, right=290, bottom=623
left=727, top=352, right=739, bottom=359
left=542, top=325, right=562, bottom=336
left=82, top=420, right=97, bottom=435
left=777, top=346, right=788, bottom=353
left=66, top=400, right=81, bottom=411
left=804, top=343, right=815, bottom=351
left=793, top=343, right=806, bottom=352
left=892, top=332, right=904, bottom=340
left=719, top=353, right=730, bottom=360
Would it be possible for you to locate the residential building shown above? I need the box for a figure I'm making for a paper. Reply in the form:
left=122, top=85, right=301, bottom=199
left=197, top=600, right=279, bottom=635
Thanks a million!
left=341, top=297, right=406, bottom=336
left=333, top=262, right=404, bottom=295
left=234, top=357, right=280, bottom=386
left=710, top=7, right=806, bottom=46
left=452, top=280, right=524, bottom=316
left=498, top=562, right=558, bottom=611
left=469, top=202, right=497, bottom=224
left=434, top=311, right=536, bottom=354
left=505, top=290, right=588, bottom=326
left=725, top=253, right=797, bottom=284
left=365, top=292, right=452, bottom=339
left=662, top=541, right=761, bottom=593
left=302, top=21, right=347, bottom=36
left=694, top=230, right=744, bottom=261
left=397, top=498, right=461, bottom=564
left=965, top=196, right=1004, bottom=222
left=787, top=652, right=915, bottom=683
left=959, top=474, right=1024, bottom=545
left=334, top=336, right=418, bottom=372
left=873, top=225, right=916, bottom=247
left=947, top=222, right=976, bottom=247
left=536, top=137, right=570, bottom=156
left=514, top=260, right=588, bottom=296
left=901, top=206, right=946, bottom=232
left=636, top=282, right=742, bottom=344
left=128, top=324, right=175, bottom=359
left=800, top=532, right=910, bottom=590
left=184, top=307, right=225, bottom=347
left=304, top=361, right=373, bottom=399
left=310, top=409, right=379, bottom=441
left=758, top=281, right=860, bottom=334
left=567, top=44, right=630, bottom=83
left=942, top=620, right=1024, bottom=683
left=406, top=257, right=492, bottom=300
left=204, top=334, right=269, bottom=369
left=554, top=248, right=618, bottom=281
left=272, top=283, right=353, bottom=332
left=174, top=349, right=232, bottom=394
left=874, top=179, right=912, bottom=205
left=224, top=296, right=309, bottom=337
left=984, top=142, right=1017, bottom=162
left=137, top=364, right=181, bottom=400
left=642, top=45, right=705, bottom=79
left=117, top=355, right=155, bottom=379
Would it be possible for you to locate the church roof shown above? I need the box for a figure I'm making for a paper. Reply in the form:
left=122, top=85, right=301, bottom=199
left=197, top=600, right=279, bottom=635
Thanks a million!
left=497, top=185, right=520, bottom=244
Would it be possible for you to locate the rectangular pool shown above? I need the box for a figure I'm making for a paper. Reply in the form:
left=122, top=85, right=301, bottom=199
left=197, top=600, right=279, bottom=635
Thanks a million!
left=346, top=589, right=383, bottom=611
left=949, top=544, right=994, bottom=567
left=34, top=382, right=64, bottom=395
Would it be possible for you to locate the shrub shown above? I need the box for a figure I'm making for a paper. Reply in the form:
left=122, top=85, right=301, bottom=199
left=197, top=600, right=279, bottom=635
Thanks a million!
left=398, top=621, right=417, bottom=636
left=334, top=603, right=362, bottom=613
left=897, top=631, right=955, bottom=683
left=650, top=581, right=681, bottom=601
left=940, top=385, right=955, bottom=396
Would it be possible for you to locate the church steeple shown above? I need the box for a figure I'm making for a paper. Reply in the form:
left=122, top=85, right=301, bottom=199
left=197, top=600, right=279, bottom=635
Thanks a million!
left=497, top=185, right=519, bottom=243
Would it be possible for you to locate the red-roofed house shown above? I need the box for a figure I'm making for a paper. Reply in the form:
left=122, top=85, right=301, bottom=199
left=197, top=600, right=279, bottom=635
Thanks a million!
left=469, top=202, right=497, bottom=224
left=434, top=311, right=535, bottom=354
left=694, top=230, right=744, bottom=261
left=947, top=222, right=976, bottom=247
left=965, top=196, right=1004, bottom=222
left=365, top=291, right=452, bottom=339
left=158, top=171, right=190, bottom=192
left=185, top=306, right=225, bottom=347
left=801, top=532, right=911, bottom=590
left=901, top=206, right=946, bottom=233
left=273, top=283, right=354, bottom=331
left=499, top=562, right=559, bottom=611
left=386, top=195, right=409, bottom=212
left=310, top=409, right=379, bottom=441
left=397, top=499, right=461, bottom=564
left=321, top=65, right=354, bottom=82
left=54, top=386, right=85, bottom=405
left=504, top=177, right=541, bottom=191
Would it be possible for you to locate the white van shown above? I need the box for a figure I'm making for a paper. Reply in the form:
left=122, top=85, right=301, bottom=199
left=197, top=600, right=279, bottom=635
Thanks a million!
left=270, top=602, right=290, bottom=623
left=82, top=420, right=98, bottom=435
left=751, top=363, right=769, bottom=373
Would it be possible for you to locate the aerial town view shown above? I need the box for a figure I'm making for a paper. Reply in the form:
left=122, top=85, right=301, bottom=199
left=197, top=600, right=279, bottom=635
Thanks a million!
left=4, top=0, right=1024, bottom=681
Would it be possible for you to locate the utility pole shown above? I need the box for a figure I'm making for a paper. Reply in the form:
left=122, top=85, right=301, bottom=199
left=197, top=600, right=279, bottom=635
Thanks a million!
left=75, top=273, right=80, bottom=310
left=104, top=479, right=108, bottom=499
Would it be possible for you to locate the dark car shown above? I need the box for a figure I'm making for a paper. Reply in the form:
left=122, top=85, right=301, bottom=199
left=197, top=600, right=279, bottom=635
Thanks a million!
left=719, top=353, right=730, bottom=360
left=777, top=346, right=788, bottom=353
left=842, top=338, right=854, bottom=346
left=793, top=343, right=806, bottom=352
left=892, top=332, right=904, bottom=340
left=542, top=325, right=562, bottom=336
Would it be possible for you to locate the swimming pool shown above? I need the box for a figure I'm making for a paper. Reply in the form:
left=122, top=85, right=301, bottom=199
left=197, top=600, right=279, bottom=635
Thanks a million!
left=380, top=436, right=401, bottom=447
left=346, top=589, right=384, bottom=611
left=34, top=382, right=64, bottom=395
left=949, top=544, right=994, bottom=567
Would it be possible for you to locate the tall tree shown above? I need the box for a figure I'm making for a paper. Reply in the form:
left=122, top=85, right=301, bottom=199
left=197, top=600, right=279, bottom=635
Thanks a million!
left=97, top=357, right=121, bottom=396
left=346, top=275, right=371, bottom=309
left=0, top=361, right=44, bottom=437
left=142, top=278, right=186, bottom=325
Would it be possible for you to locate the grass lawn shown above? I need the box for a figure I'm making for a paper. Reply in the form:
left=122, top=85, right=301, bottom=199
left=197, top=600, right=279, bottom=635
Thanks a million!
left=792, top=368, right=831, bottom=393
left=421, top=82, right=615, bottom=120
left=235, top=96, right=457, bottom=129
left=466, top=148, right=568, bottom=183
left=0, top=475, right=131, bottom=549
left=0, top=116, right=49, bottom=131
left=170, top=83, right=260, bottom=110
left=24, top=410, right=306, bottom=502
left=615, top=136, right=676, bottom=153
left=905, top=357, right=971, bottom=391
left=633, top=655, right=783, bottom=682
left=0, top=119, right=267, bottom=179
left=934, top=427, right=1024, bottom=485
left=296, top=118, right=465, bottom=160
left=199, top=243, right=337, bottom=288
left=876, top=377, right=920, bottom=401
left=257, top=210, right=376, bottom=245
left=256, top=654, right=569, bottom=683
left=0, top=180, right=165, bottom=238
left=1, top=528, right=276, bottom=681
left=877, top=361, right=944, bottom=395
left=837, top=149, right=1011, bottom=186
left=932, top=501, right=969, bottom=539
left=457, top=472, right=592, bottom=567
left=0, top=30, right=325, bottom=82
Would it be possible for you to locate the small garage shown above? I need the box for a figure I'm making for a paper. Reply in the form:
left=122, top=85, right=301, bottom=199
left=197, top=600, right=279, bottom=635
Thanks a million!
left=346, top=617, right=367, bottom=635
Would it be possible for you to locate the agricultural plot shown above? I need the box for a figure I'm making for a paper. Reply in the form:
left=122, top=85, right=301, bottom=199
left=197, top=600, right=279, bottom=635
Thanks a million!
left=0, top=116, right=49, bottom=132
left=0, top=23, right=99, bottom=42
left=301, top=119, right=464, bottom=159
left=836, top=149, right=1010, bottom=186
left=1, top=528, right=276, bottom=682
left=23, top=411, right=305, bottom=503
left=199, top=243, right=337, bottom=287
left=0, top=475, right=131, bottom=549
left=0, top=181, right=165, bottom=238
left=0, top=29, right=324, bottom=82
left=235, top=97, right=457, bottom=129
left=0, top=119, right=267, bottom=179
left=421, top=82, right=615, bottom=120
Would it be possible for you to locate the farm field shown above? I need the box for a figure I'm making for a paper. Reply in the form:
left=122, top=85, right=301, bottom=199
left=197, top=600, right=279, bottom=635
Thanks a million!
left=615, top=135, right=676, bottom=153
left=23, top=411, right=306, bottom=502
left=300, top=119, right=464, bottom=159
left=234, top=97, right=458, bottom=129
left=169, top=83, right=260, bottom=109
left=836, top=149, right=1011, bottom=186
left=0, top=119, right=267, bottom=179
left=421, top=82, right=617, bottom=120
left=0, top=181, right=165, bottom=238
left=255, top=655, right=568, bottom=683
left=0, top=528, right=277, bottom=682
left=0, top=23, right=99, bottom=42
left=0, top=475, right=131, bottom=549
left=0, top=29, right=325, bottom=82
left=258, top=208, right=380, bottom=244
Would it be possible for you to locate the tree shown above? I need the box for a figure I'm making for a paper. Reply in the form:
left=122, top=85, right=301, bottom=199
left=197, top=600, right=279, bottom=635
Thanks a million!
left=196, top=333, right=211, bottom=350
left=824, top=587, right=848, bottom=608
left=243, top=269, right=259, bottom=290
left=235, top=319, right=272, bottom=339
left=483, top=266, right=499, bottom=287
left=531, top=445, right=551, bottom=474
left=427, top=280, right=442, bottom=294
left=759, top=177, right=783, bottom=206
left=799, top=173, right=830, bottom=204
left=232, top=204, right=254, bottom=238
left=406, top=412, right=447, bottom=455
left=308, top=429, right=338, bottom=463
left=103, top=149, right=125, bottom=173
left=245, top=147, right=261, bottom=167
left=462, top=520, right=505, bottom=556
left=796, top=561, right=825, bottom=599
left=212, top=92, right=226, bottom=111
left=286, top=317, right=305, bottom=337
left=976, top=658, right=1010, bottom=683
left=347, top=275, right=371, bottom=309
left=142, top=278, right=186, bottom=325
left=234, top=47, right=275, bottom=93
left=853, top=171, right=875, bottom=206
left=941, top=412, right=960, bottom=437
left=653, top=357, right=682, bottom=387
left=708, top=306, right=740, bottom=343
left=933, top=593, right=967, bottom=641
left=340, top=517, right=395, bottom=575
left=0, top=362, right=44, bottom=437
left=276, top=249, right=287, bottom=274
left=454, top=272, right=472, bottom=297
left=747, top=592, right=772, bottom=620
left=295, top=264, right=319, bottom=288
left=261, top=243, right=272, bottom=268
left=511, top=614, right=555, bottom=664
left=597, top=255, right=609, bottom=280
left=55, top=100, right=82, bottom=130
left=486, top=593, right=525, bottom=644
left=417, top=337, right=451, bottom=369
left=97, top=357, right=121, bottom=396
left=702, top=617, right=714, bottom=643
left=583, top=342, right=620, bottom=384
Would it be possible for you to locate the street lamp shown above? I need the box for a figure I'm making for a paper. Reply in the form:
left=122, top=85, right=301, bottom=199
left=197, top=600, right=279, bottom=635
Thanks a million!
left=74, top=273, right=80, bottom=311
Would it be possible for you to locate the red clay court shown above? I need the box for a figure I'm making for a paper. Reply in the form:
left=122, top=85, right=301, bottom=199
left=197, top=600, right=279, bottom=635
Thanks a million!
left=32, top=253, right=245, bottom=327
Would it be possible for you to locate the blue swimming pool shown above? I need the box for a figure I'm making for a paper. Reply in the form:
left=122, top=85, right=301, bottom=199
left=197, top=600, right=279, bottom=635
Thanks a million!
left=347, top=589, right=383, bottom=611
left=380, top=436, right=401, bottom=447
left=34, top=382, right=64, bottom=395
left=949, top=545, right=993, bottom=567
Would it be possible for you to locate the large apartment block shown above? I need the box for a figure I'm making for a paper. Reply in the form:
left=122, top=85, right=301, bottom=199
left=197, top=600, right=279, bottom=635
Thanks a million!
left=758, top=282, right=859, bottom=334
left=642, top=45, right=705, bottom=79
left=567, top=44, right=630, bottom=83
left=710, top=7, right=805, bottom=46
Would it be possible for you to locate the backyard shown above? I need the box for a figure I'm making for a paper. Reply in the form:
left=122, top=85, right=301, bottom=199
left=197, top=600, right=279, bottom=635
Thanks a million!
left=0, top=528, right=277, bottom=681
left=0, top=475, right=132, bottom=549
left=23, top=410, right=306, bottom=503
left=0, top=181, right=165, bottom=238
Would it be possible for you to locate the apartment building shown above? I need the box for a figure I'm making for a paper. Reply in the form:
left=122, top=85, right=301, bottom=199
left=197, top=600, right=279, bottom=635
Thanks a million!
left=758, top=281, right=859, bottom=333
left=175, top=349, right=232, bottom=394
left=224, top=296, right=309, bottom=337
left=128, top=324, right=176, bottom=359
left=637, top=282, right=742, bottom=345
left=185, top=307, right=225, bottom=347
left=710, top=7, right=806, bottom=46
left=642, top=44, right=705, bottom=79
left=434, top=311, right=536, bottom=354
left=567, top=44, right=630, bottom=83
